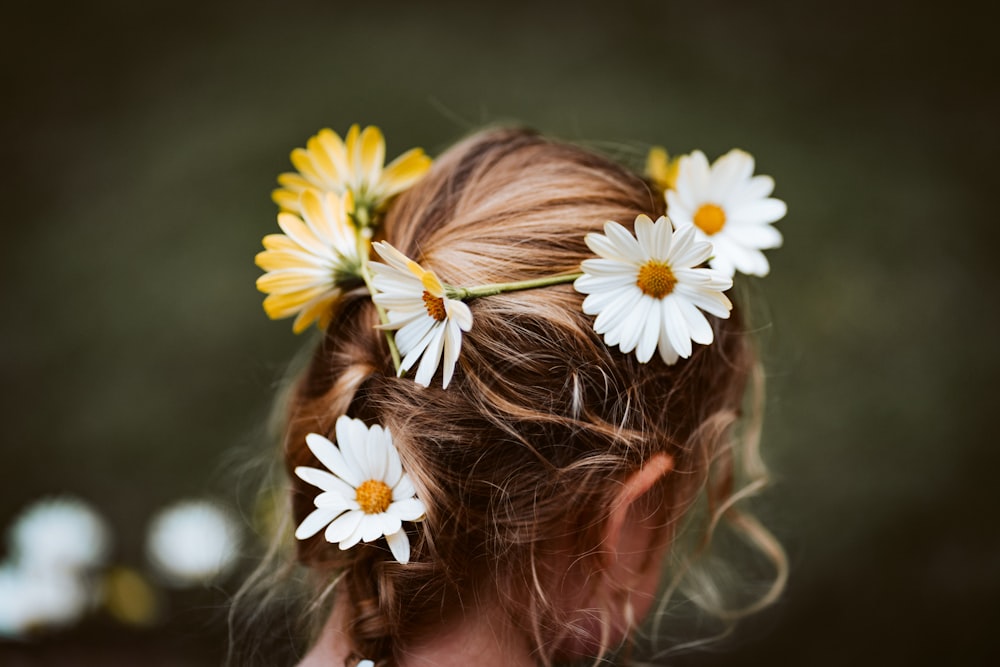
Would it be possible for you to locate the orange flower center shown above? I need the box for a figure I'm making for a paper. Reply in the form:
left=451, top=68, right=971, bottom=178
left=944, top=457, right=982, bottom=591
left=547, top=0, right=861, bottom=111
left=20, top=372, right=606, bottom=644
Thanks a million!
left=422, top=291, right=447, bottom=321
left=693, top=203, right=726, bottom=235
left=636, top=261, right=677, bottom=298
left=355, top=479, right=393, bottom=515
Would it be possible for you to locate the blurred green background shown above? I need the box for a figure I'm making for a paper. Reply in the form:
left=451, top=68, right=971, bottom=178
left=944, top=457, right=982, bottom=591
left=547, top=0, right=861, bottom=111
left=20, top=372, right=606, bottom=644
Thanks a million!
left=2, top=0, right=996, bottom=664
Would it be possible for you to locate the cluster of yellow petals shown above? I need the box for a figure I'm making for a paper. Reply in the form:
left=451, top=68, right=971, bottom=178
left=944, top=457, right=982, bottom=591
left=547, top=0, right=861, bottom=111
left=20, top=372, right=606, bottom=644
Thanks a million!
left=258, top=126, right=433, bottom=334
left=272, top=124, right=432, bottom=218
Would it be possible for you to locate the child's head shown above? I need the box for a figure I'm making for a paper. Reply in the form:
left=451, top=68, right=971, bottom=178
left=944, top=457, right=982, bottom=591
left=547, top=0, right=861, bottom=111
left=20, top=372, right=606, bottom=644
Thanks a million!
left=275, top=128, right=782, bottom=665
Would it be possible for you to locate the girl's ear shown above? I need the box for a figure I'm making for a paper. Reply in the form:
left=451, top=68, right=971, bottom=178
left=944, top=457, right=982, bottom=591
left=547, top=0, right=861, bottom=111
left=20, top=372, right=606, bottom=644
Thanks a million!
left=600, top=452, right=674, bottom=601
left=554, top=454, right=675, bottom=660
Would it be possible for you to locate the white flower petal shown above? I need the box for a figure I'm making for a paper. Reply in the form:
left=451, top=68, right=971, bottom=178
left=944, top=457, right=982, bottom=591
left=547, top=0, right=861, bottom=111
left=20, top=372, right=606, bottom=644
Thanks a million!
left=709, top=149, right=754, bottom=203
left=395, top=316, right=437, bottom=356
left=574, top=272, right=638, bottom=297
left=338, top=517, right=369, bottom=550
left=385, top=529, right=411, bottom=564
left=633, top=215, right=656, bottom=260
left=657, top=332, right=680, bottom=365
left=577, top=258, right=641, bottom=277
left=334, top=417, right=367, bottom=484
left=363, top=427, right=387, bottom=483
left=677, top=297, right=714, bottom=345
left=674, top=283, right=733, bottom=319
left=662, top=297, right=692, bottom=359
left=305, top=433, right=362, bottom=488
left=385, top=435, right=403, bottom=488
left=295, top=506, right=344, bottom=540
left=592, top=286, right=643, bottom=336
left=378, top=512, right=403, bottom=537
left=441, top=318, right=464, bottom=389
left=446, top=298, right=474, bottom=331
left=389, top=497, right=426, bottom=521
left=324, top=510, right=364, bottom=544
left=295, top=466, right=355, bottom=497
left=361, top=515, right=386, bottom=543
left=314, top=492, right=357, bottom=511
left=635, top=300, right=662, bottom=363
left=729, top=198, right=787, bottom=226
left=400, top=322, right=441, bottom=372
left=725, top=222, right=783, bottom=250
left=414, top=324, right=446, bottom=387
left=603, top=221, right=646, bottom=263
left=393, top=473, right=416, bottom=500
left=346, top=418, right=373, bottom=479
left=618, top=295, right=652, bottom=354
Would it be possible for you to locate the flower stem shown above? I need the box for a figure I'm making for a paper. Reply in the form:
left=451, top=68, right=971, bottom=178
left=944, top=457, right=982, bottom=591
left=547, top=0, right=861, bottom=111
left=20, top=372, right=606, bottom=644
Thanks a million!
left=356, top=232, right=403, bottom=374
left=448, top=272, right=583, bottom=300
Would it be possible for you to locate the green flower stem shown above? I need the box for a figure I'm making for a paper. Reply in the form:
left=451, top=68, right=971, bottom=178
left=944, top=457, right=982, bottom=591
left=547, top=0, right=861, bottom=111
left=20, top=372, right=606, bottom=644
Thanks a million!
left=448, top=272, right=583, bottom=300
left=356, top=232, right=403, bottom=375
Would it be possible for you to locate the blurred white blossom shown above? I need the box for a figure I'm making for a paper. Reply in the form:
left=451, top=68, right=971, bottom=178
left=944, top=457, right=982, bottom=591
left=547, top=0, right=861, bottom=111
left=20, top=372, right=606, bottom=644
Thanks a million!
left=146, top=500, right=241, bottom=586
left=0, top=564, right=89, bottom=639
left=9, top=497, right=110, bottom=573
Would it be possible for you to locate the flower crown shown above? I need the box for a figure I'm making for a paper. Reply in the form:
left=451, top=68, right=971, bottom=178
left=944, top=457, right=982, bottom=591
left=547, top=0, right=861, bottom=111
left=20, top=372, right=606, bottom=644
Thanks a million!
left=256, top=126, right=786, bottom=563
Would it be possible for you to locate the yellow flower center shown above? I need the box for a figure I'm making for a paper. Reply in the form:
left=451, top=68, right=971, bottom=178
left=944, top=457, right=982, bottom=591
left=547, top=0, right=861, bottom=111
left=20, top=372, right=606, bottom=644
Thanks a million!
left=693, top=203, right=726, bottom=235
left=355, top=479, right=393, bottom=515
left=422, top=291, right=447, bottom=321
left=636, top=261, right=677, bottom=298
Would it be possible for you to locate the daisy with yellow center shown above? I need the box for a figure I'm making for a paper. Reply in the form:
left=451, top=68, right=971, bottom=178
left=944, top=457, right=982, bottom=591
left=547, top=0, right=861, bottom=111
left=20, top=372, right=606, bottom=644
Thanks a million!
left=272, top=125, right=432, bottom=225
left=369, top=242, right=473, bottom=389
left=574, top=215, right=733, bottom=364
left=255, top=189, right=362, bottom=333
left=294, top=416, right=426, bottom=565
left=665, top=149, right=786, bottom=278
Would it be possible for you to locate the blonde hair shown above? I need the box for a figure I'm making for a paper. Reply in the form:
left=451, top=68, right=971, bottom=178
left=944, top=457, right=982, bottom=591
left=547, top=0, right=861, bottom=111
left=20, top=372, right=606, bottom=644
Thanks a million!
left=264, top=128, right=785, bottom=665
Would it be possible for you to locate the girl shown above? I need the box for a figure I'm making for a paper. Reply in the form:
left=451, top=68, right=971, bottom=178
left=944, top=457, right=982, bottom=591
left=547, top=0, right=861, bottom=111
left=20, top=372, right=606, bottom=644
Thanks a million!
left=245, top=127, right=787, bottom=666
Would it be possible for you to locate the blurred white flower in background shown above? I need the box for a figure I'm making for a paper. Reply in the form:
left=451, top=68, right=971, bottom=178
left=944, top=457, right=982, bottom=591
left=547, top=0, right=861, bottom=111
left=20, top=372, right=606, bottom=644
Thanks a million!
left=146, top=499, right=241, bottom=586
left=0, top=497, right=108, bottom=639
left=9, top=497, right=110, bottom=573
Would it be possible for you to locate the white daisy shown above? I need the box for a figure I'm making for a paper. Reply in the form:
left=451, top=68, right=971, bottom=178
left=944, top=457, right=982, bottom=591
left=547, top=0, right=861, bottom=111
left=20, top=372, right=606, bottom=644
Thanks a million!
left=294, top=416, right=426, bottom=565
left=255, top=189, right=362, bottom=333
left=574, top=215, right=733, bottom=364
left=146, top=500, right=241, bottom=587
left=8, top=497, right=110, bottom=574
left=666, top=149, right=786, bottom=278
left=369, top=242, right=473, bottom=389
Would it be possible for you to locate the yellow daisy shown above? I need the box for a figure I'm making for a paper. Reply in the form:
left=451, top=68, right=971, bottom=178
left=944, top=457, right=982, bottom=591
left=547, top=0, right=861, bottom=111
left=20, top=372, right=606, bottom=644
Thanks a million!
left=255, top=189, right=362, bottom=333
left=272, top=125, right=432, bottom=223
left=646, top=146, right=681, bottom=192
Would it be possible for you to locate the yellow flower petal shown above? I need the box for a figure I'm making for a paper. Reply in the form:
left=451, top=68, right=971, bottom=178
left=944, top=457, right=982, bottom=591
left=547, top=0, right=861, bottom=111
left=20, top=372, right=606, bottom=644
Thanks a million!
left=292, top=291, right=341, bottom=333
left=276, top=213, right=327, bottom=256
left=646, top=146, right=680, bottom=191
left=291, top=148, right=323, bottom=185
left=380, top=148, right=433, bottom=198
left=257, top=269, right=328, bottom=295
left=262, top=286, right=329, bottom=319
left=255, top=248, right=318, bottom=272
left=272, top=188, right=302, bottom=212
left=343, top=124, right=361, bottom=174
left=306, top=134, right=338, bottom=185
left=358, top=125, right=386, bottom=190
left=317, top=128, right=350, bottom=181
left=277, top=172, right=314, bottom=191
left=261, top=233, right=300, bottom=252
